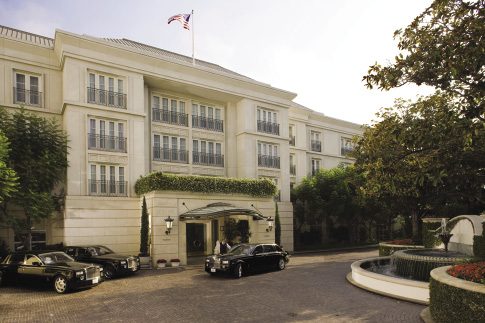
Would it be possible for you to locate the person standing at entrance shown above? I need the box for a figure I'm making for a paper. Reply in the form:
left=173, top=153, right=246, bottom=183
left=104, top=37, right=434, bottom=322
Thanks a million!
left=215, top=238, right=231, bottom=254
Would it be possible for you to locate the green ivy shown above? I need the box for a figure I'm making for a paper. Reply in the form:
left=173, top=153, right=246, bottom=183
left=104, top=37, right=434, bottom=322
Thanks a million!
left=473, top=223, right=485, bottom=260
left=423, top=222, right=442, bottom=248
left=134, top=172, right=277, bottom=197
left=429, top=276, right=485, bottom=322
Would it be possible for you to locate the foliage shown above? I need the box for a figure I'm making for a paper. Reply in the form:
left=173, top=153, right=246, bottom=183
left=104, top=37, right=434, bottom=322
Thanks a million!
left=473, top=222, right=485, bottom=259
left=0, top=107, right=68, bottom=250
left=423, top=221, right=442, bottom=248
left=447, top=262, right=485, bottom=284
left=0, top=239, right=10, bottom=259
left=156, top=259, right=166, bottom=264
left=170, top=258, right=180, bottom=262
left=364, top=0, right=485, bottom=121
left=140, top=196, right=149, bottom=256
left=0, top=130, right=18, bottom=204
left=134, top=171, right=276, bottom=197
left=385, top=239, right=414, bottom=245
left=236, top=220, right=252, bottom=243
left=430, top=276, right=485, bottom=323
left=275, top=202, right=281, bottom=245
left=223, top=218, right=238, bottom=243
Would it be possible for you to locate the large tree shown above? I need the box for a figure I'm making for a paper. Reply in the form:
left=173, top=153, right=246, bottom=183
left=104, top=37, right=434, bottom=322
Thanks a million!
left=0, top=107, right=68, bottom=250
left=0, top=130, right=18, bottom=204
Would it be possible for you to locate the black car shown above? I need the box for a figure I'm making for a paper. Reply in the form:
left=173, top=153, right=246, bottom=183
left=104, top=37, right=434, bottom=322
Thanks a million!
left=64, top=245, right=140, bottom=279
left=205, top=243, right=290, bottom=278
left=0, top=250, right=104, bottom=294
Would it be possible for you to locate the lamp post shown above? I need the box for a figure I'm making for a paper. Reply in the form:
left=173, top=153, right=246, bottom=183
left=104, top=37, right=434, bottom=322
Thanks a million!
left=165, top=216, right=174, bottom=235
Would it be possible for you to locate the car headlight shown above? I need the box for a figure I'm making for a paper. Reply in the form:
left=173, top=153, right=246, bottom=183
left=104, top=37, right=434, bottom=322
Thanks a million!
left=76, top=270, right=85, bottom=280
left=120, top=261, right=127, bottom=264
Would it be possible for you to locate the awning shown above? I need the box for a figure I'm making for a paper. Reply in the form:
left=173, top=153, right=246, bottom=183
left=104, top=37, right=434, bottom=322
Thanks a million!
left=179, top=202, right=266, bottom=221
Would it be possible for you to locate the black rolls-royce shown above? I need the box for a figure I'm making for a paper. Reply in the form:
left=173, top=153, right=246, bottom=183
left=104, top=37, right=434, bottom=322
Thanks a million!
left=64, top=245, right=140, bottom=279
left=205, top=243, right=290, bottom=278
left=0, top=251, right=104, bottom=294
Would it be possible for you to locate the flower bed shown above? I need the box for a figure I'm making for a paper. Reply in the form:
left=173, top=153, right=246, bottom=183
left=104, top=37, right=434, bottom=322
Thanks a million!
left=447, top=261, right=485, bottom=285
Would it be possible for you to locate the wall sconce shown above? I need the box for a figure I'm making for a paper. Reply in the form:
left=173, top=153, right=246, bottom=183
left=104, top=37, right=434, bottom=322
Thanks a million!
left=165, top=216, right=174, bottom=235
left=266, top=216, right=274, bottom=232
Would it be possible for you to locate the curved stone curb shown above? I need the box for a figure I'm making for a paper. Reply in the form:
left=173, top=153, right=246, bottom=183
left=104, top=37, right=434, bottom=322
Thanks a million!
left=430, top=266, right=485, bottom=294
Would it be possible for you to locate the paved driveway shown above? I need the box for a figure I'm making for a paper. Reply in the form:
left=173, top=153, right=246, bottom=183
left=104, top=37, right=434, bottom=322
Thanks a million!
left=0, top=248, right=425, bottom=323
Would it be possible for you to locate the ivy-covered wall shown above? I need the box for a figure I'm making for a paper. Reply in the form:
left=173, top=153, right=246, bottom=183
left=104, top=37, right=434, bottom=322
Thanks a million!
left=134, top=172, right=277, bottom=197
left=473, top=222, right=485, bottom=259
left=423, top=221, right=442, bottom=248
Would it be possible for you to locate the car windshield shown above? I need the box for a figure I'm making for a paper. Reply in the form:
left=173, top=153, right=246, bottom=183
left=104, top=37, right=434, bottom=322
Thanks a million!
left=226, top=244, right=253, bottom=255
left=88, top=246, right=114, bottom=256
left=38, top=252, right=75, bottom=264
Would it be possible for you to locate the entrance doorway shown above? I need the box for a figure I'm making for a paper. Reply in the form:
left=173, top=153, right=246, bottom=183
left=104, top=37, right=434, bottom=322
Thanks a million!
left=186, top=223, right=206, bottom=256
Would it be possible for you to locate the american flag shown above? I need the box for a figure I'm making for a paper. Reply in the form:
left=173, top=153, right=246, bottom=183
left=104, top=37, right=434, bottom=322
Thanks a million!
left=168, top=13, right=191, bottom=30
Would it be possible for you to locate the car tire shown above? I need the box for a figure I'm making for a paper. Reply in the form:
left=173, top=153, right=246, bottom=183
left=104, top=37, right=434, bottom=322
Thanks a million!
left=278, top=258, right=286, bottom=270
left=233, top=263, right=243, bottom=278
left=104, top=265, right=116, bottom=279
left=53, top=275, right=69, bottom=294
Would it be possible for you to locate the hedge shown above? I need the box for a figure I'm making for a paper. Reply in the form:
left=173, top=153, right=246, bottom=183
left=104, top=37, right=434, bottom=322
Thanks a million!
left=429, top=276, right=485, bottom=322
left=378, top=243, right=422, bottom=257
left=423, top=221, right=442, bottom=248
left=473, top=222, right=485, bottom=259
left=134, top=171, right=277, bottom=197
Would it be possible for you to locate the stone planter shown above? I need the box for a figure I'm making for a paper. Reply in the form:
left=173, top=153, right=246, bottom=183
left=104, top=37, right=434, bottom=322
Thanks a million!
left=139, top=256, right=151, bottom=269
left=171, top=262, right=180, bottom=267
left=157, top=263, right=166, bottom=269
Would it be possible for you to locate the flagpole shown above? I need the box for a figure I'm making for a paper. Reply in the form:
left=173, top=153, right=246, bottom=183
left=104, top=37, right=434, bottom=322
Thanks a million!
left=192, top=10, right=195, bottom=65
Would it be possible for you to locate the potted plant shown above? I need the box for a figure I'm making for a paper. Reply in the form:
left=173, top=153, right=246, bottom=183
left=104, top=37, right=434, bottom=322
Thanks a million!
left=170, top=258, right=180, bottom=267
left=156, top=259, right=166, bottom=268
left=139, top=196, right=151, bottom=268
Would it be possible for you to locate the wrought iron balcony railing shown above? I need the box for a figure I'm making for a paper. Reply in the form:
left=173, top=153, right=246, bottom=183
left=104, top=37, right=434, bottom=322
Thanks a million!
left=88, top=134, right=127, bottom=153
left=257, top=120, right=280, bottom=136
left=89, top=180, right=128, bottom=197
left=87, top=87, right=126, bottom=109
left=152, top=108, right=188, bottom=127
left=13, top=87, right=42, bottom=107
left=192, top=116, right=224, bottom=132
left=341, top=147, right=354, bottom=156
left=258, top=155, right=280, bottom=169
left=153, top=148, right=189, bottom=164
left=192, top=152, right=224, bottom=167
left=289, top=136, right=295, bottom=146
left=290, top=165, right=296, bottom=175
left=311, top=140, right=322, bottom=152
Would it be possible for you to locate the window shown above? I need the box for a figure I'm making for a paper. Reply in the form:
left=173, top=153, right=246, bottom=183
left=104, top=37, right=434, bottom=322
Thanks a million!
left=341, top=137, right=354, bottom=156
left=13, top=72, right=42, bottom=107
left=89, top=164, right=127, bottom=196
left=257, top=108, right=279, bottom=135
left=88, top=118, right=127, bottom=153
left=311, top=132, right=322, bottom=152
left=14, top=231, right=46, bottom=251
left=311, top=159, right=321, bottom=176
left=192, top=103, right=223, bottom=132
left=193, top=140, right=224, bottom=167
left=289, top=125, right=295, bottom=146
left=258, top=142, right=280, bottom=169
left=152, top=95, right=188, bottom=126
left=87, top=72, right=126, bottom=109
left=153, top=135, right=188, bottom=163
left=290, top=155, right=296, bottom=175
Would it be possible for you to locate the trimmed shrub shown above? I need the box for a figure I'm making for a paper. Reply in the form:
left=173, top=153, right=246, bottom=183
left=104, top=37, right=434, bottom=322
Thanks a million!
left=423, top=221, right=441, bottom=248
left=430, top=276, right=485, bottom=322
left=134, top=172, right=277, bottom=197
left=473, top=222, right=485, bottom=259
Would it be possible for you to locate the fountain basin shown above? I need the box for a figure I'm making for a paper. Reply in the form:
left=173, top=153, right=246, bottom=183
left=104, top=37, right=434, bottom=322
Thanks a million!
left=347, top=257, right=430, bottom=304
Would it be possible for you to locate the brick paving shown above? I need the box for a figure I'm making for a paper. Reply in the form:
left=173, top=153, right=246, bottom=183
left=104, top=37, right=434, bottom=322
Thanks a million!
left=0, top=248, right=426, bottom=323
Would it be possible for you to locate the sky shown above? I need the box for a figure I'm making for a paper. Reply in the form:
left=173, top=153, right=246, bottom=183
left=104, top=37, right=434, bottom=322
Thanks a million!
left=0, top=0, right=436, bottom=125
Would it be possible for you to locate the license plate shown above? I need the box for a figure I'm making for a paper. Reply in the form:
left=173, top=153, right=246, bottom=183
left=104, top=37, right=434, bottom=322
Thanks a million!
left=92, top=278, right=99, bottom=284
left=211, top=268, right=216, bottom=272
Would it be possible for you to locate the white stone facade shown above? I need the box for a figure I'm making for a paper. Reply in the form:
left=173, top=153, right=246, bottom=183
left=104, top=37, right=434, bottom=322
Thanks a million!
left=0, top=25, right=362, bottom=263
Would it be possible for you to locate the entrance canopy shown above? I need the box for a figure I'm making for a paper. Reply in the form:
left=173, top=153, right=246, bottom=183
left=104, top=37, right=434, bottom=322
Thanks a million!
left=179, top=202, right=266, bottom=221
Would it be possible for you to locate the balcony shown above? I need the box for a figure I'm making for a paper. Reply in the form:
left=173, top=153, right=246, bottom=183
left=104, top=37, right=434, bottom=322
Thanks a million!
left=89, top=180, right=128, bottom=197
left=87, top=87, right=126, bottom=109
left=192, top=152, right=224, bottom=167
left=290, top=165, right=296, bottom=175
left=257, top=120, right=279, bottom=136
left=88, top=134, right=127, bottom=153
left=311, top=140, right=322, bottom=152
left=13, top=87, right=42, bottom=107
left=152, top=108, right=188, bottom=127
left=289, top=136, right=295, bottom=146
left=192, top=116, right=224, bottom=132
left=341, top=147, right=354, bottom=156
left=153, top=148, right=189, bottom=164
left=258, top=155, right=280, bottom=169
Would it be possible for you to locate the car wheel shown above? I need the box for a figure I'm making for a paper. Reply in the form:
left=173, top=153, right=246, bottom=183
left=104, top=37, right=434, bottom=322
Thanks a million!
left=53, top=275, right=69, bottom=294
left=104, top=266, right=116, bottom=279
left=233, top=263, right=243, bottom=278
left=278, top=258, right=286, bottom=270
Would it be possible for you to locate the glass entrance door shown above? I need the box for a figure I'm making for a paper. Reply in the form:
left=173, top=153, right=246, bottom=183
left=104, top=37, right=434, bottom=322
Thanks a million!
left=186, top=223, right=206, bottom=256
